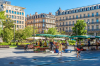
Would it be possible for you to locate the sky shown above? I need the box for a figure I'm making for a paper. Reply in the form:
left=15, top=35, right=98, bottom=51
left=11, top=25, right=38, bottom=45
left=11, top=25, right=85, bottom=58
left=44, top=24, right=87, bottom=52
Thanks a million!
left=7, top=0, right=100, bottom=16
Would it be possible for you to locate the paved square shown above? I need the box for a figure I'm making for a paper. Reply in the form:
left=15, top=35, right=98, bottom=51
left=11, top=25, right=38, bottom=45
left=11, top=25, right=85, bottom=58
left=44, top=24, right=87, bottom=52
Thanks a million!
left=0, top=48, right=100, bottom=66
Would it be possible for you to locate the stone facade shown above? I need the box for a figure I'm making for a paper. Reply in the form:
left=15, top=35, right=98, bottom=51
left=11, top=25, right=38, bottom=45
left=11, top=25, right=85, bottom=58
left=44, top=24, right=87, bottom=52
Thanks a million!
left=55, top=4, right=100, bottom=36
left=25, top=12, right=55, bottom=33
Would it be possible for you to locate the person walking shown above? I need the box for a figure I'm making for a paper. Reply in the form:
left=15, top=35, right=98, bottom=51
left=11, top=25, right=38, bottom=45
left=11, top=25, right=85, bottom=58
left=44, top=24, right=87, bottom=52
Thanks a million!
left=57, top=43, right=63, bottom=56
left=88, top=40, right=90, bottom=50
left=65, top=40, right=69, bottom=49
left=49, top=40, right=53, bottom=51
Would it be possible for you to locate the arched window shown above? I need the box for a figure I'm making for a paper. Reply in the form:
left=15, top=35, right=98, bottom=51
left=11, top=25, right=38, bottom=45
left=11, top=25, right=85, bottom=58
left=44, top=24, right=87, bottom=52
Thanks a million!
left=94, top=6, right=96, bottom=9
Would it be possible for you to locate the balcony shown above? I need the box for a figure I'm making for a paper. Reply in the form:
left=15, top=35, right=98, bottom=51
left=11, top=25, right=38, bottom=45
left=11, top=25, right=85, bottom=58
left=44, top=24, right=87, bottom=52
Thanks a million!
left=56, top=15, right=100, bottom=22
left=88, top=29, right=100, bottom=31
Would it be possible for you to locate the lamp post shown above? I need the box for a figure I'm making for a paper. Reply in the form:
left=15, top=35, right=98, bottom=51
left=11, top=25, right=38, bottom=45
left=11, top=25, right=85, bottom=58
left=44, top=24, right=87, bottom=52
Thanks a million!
left=33, top=20, right=35, bottom=44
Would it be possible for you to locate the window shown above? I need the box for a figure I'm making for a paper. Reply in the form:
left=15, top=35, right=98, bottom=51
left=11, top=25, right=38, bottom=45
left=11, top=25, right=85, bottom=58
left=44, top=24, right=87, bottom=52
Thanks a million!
left=73, top=16, right=74, bottom=19
left=60, top=23, right=61, bottom=25
left=75, top=10, right=76, bottom=13
left=87, top=19, right=90, bottom=22
left=73, top=10, right=74, bottom=13
left=43, top=15, right=44, bottom=17
left=6, top=10, right=8, bottom=13
left=92, top=19, right=94, bottom=23
left=20, top=12, right=21, bottom=15
left=43, top=19, right=45, bottom=22
left=84, top=14, right=85, bottom=18
left=96, top=18, right=99, bottom=22
left=76, top=15, right=78, bottom=19
left=96, top=25, right=99, bottom=29
left=92, top=6, right=94, bottom=10
left=86, top=8, right=88, bottom=11
left=77, top=10, right=78, bottom=12
left=78, top=9, right=80, bottom=12
left=88, top=7, right=89, bottom=10
left=7, top=15, right=8, bottom=18
left=68, top=11, right=69, bottom=14
left=14, top=11, right=16, bottom=14
left=12, top=11, right=14, bottom=14
left=66, top=27, right=68, bottom=31
left=22, top=12, right=24, bottom=15
left=12, top=15, right=13, bottom=19
left=17, top=21, right=18, bottom=24
left=73, top=21, right=74, bottom=25
left=69, top=27, right=71, bottom=30
left=17, top=25, right=19, bottom=28
left=82, top=8, right=84, bottom=11
left=17, top=12, right=19, bottom=15
left=92, top=13, right=94, bottom=17
left=94, top=6, right=96, bottom=9
left=60, top=17, right=61, bottom=20
left=60, top=28, right=61, bottom=31
left=90, top=7, right=92, bottom=10
left=63, top=22, right=64, bottom=25
left=69, top=16, right=71, bottom=19
left=84, top=8, right=85, bottom=11
left=9, top=10, right=11, bottom=13
left=96, top=12, right=98, bottom=16
left=63, top=28, right=64, bottom=31
left=97, top=5, right=98, bottom=9
left=88, top=26, right=90, bottom=30
left=92, top=26, right=94, bottom=30
left=14, top=20, right=16, bottom=23
left=69, top=21, right=71, bottom=25
left=80, top=14, right=81, bottom=18
left=15, top=16, right=16, bottom=19
left=88, top=13, right=90, bottom=17
left=66, top=22, right=67, bottom=25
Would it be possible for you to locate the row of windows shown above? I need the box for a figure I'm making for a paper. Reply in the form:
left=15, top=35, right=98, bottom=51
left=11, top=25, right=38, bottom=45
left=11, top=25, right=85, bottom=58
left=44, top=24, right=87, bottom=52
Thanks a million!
left=57, top=18, right=99, bottom=26
left=6, top=10, right=24, bottom=15
left=14, top=20, right=24, bottom=24
left=17, top=25, right=24, bottom=28
left=58, top=12, right=99, bottom=20
left=7, top=15, right=24, bottom=20
left=59, top=25, right=100, bottom=31
left=57, top=5, right=100, bottom=15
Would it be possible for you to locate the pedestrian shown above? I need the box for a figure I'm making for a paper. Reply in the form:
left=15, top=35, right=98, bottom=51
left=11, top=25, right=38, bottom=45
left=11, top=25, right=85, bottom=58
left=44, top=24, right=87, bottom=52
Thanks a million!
left=65, top=40, right=69, bottom=49
left=49, top=40, right=53, bottom=51
left=75, top=40, right=78, bottom=53
left=88, top=39, right=90, bottom=50
left=36, top=41, right=38, bottom=45
left=57, top=42, right=63, bottom=56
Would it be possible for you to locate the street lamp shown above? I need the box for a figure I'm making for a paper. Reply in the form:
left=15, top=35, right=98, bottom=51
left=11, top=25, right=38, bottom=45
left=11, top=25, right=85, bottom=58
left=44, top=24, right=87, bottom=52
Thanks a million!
left=87, top=22, right=89, bottom=35
left=14, top=25, right=15, bottom=42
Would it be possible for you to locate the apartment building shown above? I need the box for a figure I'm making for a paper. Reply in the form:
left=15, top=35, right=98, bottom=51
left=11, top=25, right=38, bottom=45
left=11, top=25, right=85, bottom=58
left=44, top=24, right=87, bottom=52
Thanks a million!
left=25, top=12, right=55, bottom=33
left=0, top=0, right=25, bottom=30
left=55, top=4, right=100, bottom=36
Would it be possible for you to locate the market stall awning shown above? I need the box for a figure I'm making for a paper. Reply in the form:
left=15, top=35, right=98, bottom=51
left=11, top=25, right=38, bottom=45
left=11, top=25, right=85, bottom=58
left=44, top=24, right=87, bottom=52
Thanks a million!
left=54, top=35, right=70, bottom=38
left=36, top=34, right=55, bottom=37
left=71, top=35, right=91, bottom=38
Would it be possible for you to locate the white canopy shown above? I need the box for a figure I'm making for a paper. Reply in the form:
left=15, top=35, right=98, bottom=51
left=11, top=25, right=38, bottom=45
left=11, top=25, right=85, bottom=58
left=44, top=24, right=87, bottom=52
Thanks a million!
left=26, top=37, right=45, bottom=40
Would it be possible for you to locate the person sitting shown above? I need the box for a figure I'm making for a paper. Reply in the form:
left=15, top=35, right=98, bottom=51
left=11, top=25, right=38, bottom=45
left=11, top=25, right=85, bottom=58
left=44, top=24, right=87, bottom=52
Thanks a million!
left=44, top=40, right=47, bottom=47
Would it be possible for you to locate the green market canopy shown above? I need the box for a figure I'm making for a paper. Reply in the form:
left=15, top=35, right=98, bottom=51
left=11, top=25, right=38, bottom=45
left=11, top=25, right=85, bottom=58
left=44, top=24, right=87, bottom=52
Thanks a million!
left=54, top=35, right=70, bottom=38
left=71, top=35, right=91, bottom=38
left=95, top=36, right=100, bottom=38
left=36, top=34, right=54, bottom=37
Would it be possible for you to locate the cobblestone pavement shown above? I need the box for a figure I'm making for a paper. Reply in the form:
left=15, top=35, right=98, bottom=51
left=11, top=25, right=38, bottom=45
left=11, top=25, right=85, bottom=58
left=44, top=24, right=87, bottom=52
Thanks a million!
left=0, top=48, right=100, bottom=66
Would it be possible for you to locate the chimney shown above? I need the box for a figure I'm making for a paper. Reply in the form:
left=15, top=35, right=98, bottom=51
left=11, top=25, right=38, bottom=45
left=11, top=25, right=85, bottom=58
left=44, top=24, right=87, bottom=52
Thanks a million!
left=35, top=12, right=38, bottom=15
left=30, top=14, right=31, bottom=16
left=49, top=12, right=52, bottom=15
left=27, top=14, right=29, bottom=17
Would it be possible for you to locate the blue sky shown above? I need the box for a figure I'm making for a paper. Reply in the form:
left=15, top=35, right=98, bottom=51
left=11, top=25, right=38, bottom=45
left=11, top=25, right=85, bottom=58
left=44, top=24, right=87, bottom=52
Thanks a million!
left=7, top=0, right=100, bottom=16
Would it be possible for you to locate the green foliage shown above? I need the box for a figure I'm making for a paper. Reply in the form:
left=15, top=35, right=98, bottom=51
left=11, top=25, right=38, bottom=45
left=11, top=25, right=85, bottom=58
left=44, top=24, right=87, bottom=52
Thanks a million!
left=72, top=20, right=87, bottom=36
left=0, top=11, right=6, bottom=19
left=3, top=28, right=14, bottom=43
left=60, top=31, right=66, bottom=35
left=15, top=26, right=37, bottom=43
left=46, top=27, right=60, bottom=35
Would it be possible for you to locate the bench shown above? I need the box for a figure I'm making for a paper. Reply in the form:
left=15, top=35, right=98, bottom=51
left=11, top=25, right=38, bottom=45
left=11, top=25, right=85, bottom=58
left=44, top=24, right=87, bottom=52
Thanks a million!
left=0, top=45, right=9, bottom=48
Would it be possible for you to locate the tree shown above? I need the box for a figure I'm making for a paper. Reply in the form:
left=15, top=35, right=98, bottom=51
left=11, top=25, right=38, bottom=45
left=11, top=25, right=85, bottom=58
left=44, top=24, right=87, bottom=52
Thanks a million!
left=46, top=27, right=60, bottom=35
left=15, top=26, right=38, bottom=43
left=2, top=18, right=15, bottom=43
left=3, top=28, right=14, bottom=43
left=72, top=20, right=87, bottom=36
left=60, top=30, right=66, bottom=35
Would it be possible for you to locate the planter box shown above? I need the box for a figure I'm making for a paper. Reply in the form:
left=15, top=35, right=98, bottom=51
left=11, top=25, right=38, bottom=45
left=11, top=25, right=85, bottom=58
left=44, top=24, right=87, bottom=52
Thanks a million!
left=39, top=47, right=49, bottom=51
left=0, top=45, right=9, bottom=48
